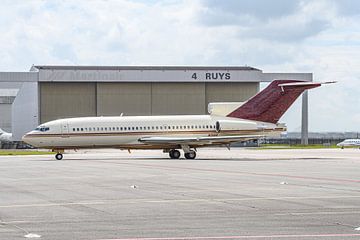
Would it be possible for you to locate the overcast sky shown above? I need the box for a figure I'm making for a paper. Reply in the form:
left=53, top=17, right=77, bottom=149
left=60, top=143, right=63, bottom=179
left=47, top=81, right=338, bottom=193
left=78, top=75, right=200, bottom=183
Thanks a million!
left=0, top=0, right=359, bottom=132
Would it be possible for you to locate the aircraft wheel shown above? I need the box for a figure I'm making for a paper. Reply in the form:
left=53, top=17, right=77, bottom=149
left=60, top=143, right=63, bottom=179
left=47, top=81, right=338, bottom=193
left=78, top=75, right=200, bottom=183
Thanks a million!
left=169, top=149, right=180, bottom=159
left=55, top=153, right=63, bottom=160
left=184, top=150, right=196, bottom=159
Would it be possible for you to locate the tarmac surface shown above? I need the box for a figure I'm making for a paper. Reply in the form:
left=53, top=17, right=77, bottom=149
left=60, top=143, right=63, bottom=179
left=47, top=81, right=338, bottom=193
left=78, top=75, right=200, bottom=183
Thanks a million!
left=0, top=148, right=360, bottom=240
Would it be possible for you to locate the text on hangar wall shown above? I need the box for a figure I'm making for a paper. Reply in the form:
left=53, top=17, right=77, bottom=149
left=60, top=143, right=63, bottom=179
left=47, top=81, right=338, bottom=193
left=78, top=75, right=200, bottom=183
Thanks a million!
left=191, top=72, right=231, bottom=80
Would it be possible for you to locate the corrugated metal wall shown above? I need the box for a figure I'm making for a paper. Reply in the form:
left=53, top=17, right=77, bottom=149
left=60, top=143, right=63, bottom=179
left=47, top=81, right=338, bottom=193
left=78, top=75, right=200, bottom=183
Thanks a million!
left=151, top=83, right=205, bottom=115
left=40, top=83, right=96, bottom=122
left=205, top=82, right=259, bottom=103
left=40, top=82, right=258, bottom=123
left=97, top=83, right=151, bottom=116
left=0, top=104, right=11, bottom=132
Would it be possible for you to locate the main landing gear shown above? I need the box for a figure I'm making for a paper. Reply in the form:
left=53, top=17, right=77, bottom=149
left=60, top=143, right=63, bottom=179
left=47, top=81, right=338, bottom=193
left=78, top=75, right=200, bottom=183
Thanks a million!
left=184, top=151, right=196, bottom=159
left=169, top=149, right=181, bottom=159
left=168, top=149, right=196, bottom=159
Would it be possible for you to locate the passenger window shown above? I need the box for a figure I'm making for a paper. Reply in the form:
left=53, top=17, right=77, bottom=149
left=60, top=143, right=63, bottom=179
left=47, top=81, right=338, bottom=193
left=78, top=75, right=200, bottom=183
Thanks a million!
left=132, top=127, right=135, bottom=130
left=73, top=128, right=75, bottom=131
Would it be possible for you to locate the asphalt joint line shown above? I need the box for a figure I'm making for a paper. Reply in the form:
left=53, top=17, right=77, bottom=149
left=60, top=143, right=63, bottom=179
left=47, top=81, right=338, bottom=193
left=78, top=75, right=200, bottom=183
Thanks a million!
left=335, top=221, right=360, bottom=231
left=0, top=218, right=41, bottom=238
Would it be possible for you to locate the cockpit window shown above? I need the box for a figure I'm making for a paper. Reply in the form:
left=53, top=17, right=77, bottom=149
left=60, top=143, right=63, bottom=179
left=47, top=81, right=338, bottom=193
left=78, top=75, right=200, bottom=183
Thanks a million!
left=35, top=126, right=50, bottom=132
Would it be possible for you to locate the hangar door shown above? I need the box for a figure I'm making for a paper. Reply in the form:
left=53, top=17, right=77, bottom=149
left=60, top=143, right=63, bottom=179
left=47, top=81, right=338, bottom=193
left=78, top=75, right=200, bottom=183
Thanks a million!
left=97, top=83, right=151, bottom=116
left=40, top=82, right=96, bottom=123
left=151, top=83, right=206, bottom=115
left=205, top=82, right=259, bottom=103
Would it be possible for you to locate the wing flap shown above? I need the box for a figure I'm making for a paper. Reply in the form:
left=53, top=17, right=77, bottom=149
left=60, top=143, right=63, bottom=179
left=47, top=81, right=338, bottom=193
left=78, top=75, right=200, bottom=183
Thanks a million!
left=138, top=135, right=263, bottom=145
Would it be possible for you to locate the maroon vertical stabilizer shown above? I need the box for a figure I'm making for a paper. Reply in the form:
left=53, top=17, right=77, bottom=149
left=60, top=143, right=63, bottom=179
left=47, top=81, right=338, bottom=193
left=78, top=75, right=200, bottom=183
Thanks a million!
left=226, top=80, right=321, bottom=123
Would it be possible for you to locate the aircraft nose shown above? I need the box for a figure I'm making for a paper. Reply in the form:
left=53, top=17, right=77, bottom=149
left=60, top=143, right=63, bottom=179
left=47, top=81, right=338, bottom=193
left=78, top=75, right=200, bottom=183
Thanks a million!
left=22, top=132, right=34, bottom=145
left=22, top=133, right=29, bottom=142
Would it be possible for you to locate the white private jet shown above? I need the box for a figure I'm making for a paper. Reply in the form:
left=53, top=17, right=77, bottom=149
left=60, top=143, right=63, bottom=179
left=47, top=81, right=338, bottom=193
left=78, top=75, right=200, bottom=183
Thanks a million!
left=337, top=139, right=360, bottom=149
left=0, top=128, right=12, bottom=143
left=22, top=80, right=331, bottom=160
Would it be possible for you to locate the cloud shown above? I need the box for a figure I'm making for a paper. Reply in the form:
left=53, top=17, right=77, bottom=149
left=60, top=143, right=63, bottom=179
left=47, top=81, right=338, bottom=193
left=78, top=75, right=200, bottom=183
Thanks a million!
left=202, top=0, right=299, bottom=24
left=331, top=0, right=360, bottom=16
left=0, top=0, right=359, bottom=131
left=199, top=0, right=333, bottom=42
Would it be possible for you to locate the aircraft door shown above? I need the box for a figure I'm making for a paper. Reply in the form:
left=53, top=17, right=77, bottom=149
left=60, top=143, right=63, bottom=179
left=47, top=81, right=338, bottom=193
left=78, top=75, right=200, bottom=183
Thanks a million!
left=61, top=122, right=70, bottom=137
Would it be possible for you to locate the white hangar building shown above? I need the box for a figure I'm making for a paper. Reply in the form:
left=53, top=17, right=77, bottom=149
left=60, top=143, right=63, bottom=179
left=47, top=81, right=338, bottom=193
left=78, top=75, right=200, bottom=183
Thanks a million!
left=0, top=65, right=312, bottom=143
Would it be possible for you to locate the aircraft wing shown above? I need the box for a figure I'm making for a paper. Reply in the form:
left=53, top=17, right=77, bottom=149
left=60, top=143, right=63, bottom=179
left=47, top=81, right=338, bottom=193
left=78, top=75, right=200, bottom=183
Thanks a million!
left=138, top=135, right=263, bottom=145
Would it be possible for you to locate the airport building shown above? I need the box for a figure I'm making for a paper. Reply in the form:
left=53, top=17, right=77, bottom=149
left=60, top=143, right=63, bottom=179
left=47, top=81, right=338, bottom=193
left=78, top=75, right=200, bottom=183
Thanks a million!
left=0, top=66, right=312, bottom=142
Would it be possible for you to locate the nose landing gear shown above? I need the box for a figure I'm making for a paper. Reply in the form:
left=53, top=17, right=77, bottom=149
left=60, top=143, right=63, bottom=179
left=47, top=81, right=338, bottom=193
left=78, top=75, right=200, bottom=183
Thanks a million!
left=53, top=149, right=65, bottom=160
left=55, top=153, right=63, bottom=160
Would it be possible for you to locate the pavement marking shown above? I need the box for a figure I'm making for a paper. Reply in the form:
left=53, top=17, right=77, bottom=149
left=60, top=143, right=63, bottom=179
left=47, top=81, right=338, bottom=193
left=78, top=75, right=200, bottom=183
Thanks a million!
left=106, top=161, right=360, bottom=184
left=0, top=201, right=105, bottom=208
left=98, top=233, right=360, bottom=239
left=1, top=195, right=360, bottom=209
left=24, top=233, right=41, bottom=238
left=275, top=211, right=360, bottom=216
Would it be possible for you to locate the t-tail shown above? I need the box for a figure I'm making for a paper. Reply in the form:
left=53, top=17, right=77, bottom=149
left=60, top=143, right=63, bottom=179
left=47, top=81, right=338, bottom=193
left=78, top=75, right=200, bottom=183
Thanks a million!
left=227, top=80, right=330, bottom=124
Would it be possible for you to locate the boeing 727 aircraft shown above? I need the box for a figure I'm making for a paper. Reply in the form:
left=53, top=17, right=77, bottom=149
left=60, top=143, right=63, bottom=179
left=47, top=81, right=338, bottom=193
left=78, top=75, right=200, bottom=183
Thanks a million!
left=22, top=80, right=330, bottom=160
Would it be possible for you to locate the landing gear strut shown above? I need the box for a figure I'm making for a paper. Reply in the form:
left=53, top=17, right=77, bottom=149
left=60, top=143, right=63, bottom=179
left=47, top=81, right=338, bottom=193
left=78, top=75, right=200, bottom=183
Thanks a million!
left=55, top=153, right=63, bottom=160
left=169, top=149, right=181, bottom=159
left=184, top=150, right=196, bottom=159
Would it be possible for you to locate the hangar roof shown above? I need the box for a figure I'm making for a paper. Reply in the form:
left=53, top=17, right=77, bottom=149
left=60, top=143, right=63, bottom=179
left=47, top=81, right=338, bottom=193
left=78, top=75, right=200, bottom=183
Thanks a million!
left=31, top=65, right=261, bottom=71
left=28, top=65, right=311, bottom=83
